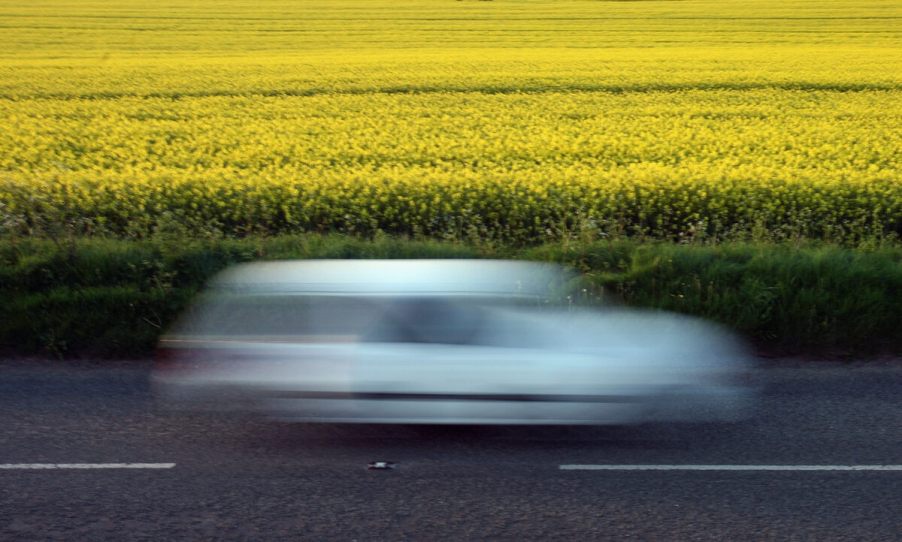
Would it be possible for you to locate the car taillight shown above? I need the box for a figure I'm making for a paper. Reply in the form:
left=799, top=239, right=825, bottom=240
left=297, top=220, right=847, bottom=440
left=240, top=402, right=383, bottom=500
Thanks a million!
left=154, top=340, right=206, bottom=375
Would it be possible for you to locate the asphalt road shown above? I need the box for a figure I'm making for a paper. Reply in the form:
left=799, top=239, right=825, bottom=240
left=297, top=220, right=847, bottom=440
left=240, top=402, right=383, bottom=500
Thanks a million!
left=1, top=359, right=900, bottom=541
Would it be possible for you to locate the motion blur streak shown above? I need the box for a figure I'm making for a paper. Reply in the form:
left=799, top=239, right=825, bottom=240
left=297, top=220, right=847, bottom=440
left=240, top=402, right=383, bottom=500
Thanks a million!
left=153, top=260, right=755, bottom=425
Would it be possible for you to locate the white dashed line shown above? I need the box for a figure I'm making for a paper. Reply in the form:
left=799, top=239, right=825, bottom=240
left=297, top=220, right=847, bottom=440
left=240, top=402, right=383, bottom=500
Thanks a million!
left=559, top=464, right=902, bottom=471
left=0, top=463, right=176, bottom=470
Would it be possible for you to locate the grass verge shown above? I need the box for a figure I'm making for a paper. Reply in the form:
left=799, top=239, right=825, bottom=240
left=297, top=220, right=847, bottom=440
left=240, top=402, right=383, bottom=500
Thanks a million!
left=1, top=235, right=899, bottom=358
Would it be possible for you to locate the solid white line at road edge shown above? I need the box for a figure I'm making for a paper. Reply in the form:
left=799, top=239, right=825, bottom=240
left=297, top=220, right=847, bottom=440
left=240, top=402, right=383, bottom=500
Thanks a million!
left=559, top=464, right=902, bottom=471
left=0, top=463, right=175, bottom=470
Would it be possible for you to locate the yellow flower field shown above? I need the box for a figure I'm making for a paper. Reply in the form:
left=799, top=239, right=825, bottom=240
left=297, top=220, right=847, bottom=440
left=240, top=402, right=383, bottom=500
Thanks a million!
left=1, top=0, right=900, bottom=243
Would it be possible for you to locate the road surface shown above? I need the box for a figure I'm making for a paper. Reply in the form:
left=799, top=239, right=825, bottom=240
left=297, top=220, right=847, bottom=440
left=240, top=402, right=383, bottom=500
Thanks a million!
left=1, top=359, right=900, bottom=540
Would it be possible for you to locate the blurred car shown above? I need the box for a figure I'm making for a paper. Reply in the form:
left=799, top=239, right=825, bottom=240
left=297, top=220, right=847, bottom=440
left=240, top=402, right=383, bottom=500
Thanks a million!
left=153, top=259, right=754, bottom=425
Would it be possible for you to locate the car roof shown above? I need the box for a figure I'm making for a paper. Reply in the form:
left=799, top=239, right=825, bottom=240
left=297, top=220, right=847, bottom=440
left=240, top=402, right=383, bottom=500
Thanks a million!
left=209, top=259, right=571, bottom=297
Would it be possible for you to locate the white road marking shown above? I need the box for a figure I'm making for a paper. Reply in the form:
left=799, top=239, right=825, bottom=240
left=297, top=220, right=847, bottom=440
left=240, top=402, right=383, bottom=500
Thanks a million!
left=0, top=463, right=175, bottom=470
left=560, top=464, right=902, bottom=471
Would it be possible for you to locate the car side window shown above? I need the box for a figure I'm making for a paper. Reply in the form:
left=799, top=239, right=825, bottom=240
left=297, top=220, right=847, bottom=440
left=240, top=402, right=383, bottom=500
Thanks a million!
left=363, top=297, right=486, bottom=345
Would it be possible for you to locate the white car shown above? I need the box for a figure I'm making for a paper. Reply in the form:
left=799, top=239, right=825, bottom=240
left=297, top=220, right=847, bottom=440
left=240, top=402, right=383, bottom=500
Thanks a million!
left=153, top=260, right=754, bottom=425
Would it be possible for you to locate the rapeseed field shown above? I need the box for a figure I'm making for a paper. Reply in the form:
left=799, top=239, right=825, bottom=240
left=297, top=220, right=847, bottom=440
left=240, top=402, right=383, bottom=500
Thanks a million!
left=1, top=0, right=900, bottom=244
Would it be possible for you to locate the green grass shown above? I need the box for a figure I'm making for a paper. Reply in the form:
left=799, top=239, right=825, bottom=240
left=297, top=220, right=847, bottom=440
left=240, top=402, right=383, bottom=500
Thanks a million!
left=2, top=235, right=900, bottom=358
